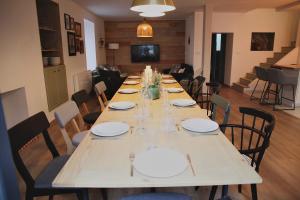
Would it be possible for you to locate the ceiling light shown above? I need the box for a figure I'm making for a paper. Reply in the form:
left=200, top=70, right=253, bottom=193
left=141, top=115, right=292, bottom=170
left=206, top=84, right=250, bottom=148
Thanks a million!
left=131, top=0, right=176, bottom=13
left=139, top=12, right=165, bottom=18
left=137, top=19, right=153, bottom=38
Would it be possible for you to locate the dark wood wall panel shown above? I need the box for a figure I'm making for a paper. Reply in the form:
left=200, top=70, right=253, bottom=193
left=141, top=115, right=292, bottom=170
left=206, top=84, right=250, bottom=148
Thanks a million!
left=105, top=20, right=185, bottom=74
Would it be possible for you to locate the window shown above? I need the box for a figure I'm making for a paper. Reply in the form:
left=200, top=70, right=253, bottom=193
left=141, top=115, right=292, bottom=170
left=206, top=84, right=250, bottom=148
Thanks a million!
left=216, top=33, right=222, bottom=52
left=84, top=19, right=97, bottom=70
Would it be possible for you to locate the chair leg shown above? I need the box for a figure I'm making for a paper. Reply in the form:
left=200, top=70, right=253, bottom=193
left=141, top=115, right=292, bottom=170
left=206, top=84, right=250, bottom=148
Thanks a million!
left=238, top=184, right=242, bottom=193
left=77, top=189, right=89, bottom=200
left=292, top=85, right=296, bottom=110
left=209, top=186, right=218, bottom=200
left=221, top=185, right=228, bottom=197
left=250, top=79, right=259, bottom=100
left=251, top=184, right=258, bottom=200
left=195, top=186, right=199, bottom=191
left=25, top=192, right=34, bottom=200
left=259, top=81, right=267, bottom=103
left=261, top=82, right=271, bottom=104
left=101, top=188, right=108, bottom=200
left=49, top=195, right=54, bottom=200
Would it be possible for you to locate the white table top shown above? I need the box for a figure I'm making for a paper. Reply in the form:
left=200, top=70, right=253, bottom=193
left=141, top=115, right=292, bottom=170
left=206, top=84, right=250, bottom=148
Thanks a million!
left=53, top=79, right=262, bottom=188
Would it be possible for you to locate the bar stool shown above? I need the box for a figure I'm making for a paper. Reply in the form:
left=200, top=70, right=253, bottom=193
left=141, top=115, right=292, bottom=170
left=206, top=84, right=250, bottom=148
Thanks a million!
left=263, top=68, right=298, bottom=110
left=250, top=67, right=269, bottom=103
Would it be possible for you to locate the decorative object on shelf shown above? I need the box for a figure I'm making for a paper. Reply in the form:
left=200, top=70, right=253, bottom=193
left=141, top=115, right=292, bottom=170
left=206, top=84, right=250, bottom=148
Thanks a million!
left=70, top=17, right=75, bottom=31
left=42, top=57, right=48, bottom=66
left=131, top=0, right=176, bottom=13
left=137, top=19, right=153, bottom=38
left=76, top=38, right=80, bottom=52
left=99, top=38, right=105, bottom=48
left=49, top=57, right=61, bottom=66
left=108, top=43, right=119, bottom=66
left=251, top=32, right=275, bottom=51
left=80, top=40, right=84, bottom=54
left=67, top=31, right=76, bottom=56
left=75, top=22, right=82, bottom=37
left=64, top=14, right=70, bottom=30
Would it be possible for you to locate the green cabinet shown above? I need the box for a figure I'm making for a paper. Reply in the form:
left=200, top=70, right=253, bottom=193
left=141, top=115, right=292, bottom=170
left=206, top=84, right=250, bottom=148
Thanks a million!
left=44, top=65, right=68, bottom=111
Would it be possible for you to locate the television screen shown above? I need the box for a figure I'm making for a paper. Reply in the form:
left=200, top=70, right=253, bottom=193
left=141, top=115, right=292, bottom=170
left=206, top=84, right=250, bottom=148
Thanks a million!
left=131, top=44, right=160, bottom=63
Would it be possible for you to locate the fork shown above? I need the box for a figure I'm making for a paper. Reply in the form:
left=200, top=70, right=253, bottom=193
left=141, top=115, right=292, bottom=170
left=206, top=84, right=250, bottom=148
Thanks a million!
left=129, top=153, right=135, bottom=177
left=186, top=154, right=196, bottom=176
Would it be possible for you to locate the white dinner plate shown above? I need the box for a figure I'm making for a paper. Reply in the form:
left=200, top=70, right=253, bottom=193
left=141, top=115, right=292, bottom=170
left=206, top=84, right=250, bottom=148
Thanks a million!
left=162, top=80, right=177, bottom=84
left=128, top=75, right=140, bottom=79
left=133, top=147, right=188, bottom=178
left=124, top=81, right=140, bottom=85
left=109, top=101, right=136, bottom=110
left=162, top=74, right=172, bottom=79
left=171, top=99, right=196, bottom=107
left=91, top=122, right=129, bottom=137
left=118, top=88, right=139, bottom=94
left=181, top=118, right=219, bottom=133
left=167, top=88, right=184, bottom=93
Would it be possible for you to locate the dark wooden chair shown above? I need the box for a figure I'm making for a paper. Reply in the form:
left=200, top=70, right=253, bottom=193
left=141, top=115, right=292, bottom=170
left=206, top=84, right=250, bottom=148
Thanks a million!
left=209, top=107, right=275, bottom=200
left=72, top=90, right=101, bottom=125
left=191, top=76, right=206, bottom=101
left=8, top=112, right=89, bottom=200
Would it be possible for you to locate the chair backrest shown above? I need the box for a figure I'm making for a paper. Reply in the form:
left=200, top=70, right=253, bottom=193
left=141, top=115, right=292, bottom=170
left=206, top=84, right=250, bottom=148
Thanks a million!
left=266, top=68, right=283, bottom=84
left=8, top=112, right=59, bottom=188
left=220, top=107, right=275, bottom=171
left=239, top=107, right=275, bottom=140
left=179, top=79, right=192, bottom=95
left=191, top=76, right=206, bottom=100
left=94, top=81, right=108, bottom=111
left=72, top=90, right=90, bottom=114
left=54, top=101, right=81, bottom=154
left=210, top=94, right=231, bottom=125
left=55, top=101, right=80, bottom=128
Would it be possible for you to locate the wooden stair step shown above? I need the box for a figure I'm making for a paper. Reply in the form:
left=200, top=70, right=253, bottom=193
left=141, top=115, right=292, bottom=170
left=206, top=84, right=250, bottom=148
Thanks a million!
left=246, top=72, right=257, bottom=80
left=281, top=46, right=294, bottom=54
left=232, top=82, right=249, bottom=93
left=240, top=77, right=252, bottom=85
left=259, top=63, right=272, bottom=68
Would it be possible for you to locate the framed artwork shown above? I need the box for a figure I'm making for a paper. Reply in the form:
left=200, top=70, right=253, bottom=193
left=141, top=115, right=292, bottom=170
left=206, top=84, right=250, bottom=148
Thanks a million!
left=70, top=17, right=75, bottom=31
left=64, top=14, right=70, bottom=30
left=75, top=22, right=82, bottom=37
left=251, top=32, right=275, bottom=51
left=67, top=32, right=76, bottom=56
left=75, top=39, right=80, bottom=52
left=80, top=40, right=84, bottom=54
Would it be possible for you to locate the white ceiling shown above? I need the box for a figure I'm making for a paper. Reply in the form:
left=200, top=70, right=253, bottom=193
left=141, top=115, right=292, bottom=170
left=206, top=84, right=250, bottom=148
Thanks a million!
left=72, top=0, right=300, bottom=20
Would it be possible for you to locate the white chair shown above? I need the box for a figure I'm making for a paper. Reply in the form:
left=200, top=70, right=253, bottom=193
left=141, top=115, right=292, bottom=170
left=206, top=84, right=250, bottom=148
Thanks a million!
left=94, top=81, right=109, bottom=112
left=54, top=101, right=88, bottom=154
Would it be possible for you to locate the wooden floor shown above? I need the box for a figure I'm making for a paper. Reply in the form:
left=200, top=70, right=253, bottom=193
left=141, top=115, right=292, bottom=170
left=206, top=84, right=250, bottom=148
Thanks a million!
left=17, top=87, right=300, bottom=200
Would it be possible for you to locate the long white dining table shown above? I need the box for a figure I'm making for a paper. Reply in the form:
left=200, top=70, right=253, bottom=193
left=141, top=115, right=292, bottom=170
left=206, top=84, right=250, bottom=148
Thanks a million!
left=53, top=77, right=261, bottom=195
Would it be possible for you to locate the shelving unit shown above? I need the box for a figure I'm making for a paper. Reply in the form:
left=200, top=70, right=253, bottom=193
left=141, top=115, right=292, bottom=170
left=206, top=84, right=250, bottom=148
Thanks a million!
left=36, top=0, right=68, bottom=111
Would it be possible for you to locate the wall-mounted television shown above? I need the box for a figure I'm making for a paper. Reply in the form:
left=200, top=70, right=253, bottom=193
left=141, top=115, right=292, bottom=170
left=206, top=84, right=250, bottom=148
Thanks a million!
left=131, top=44, right=160, bottom=63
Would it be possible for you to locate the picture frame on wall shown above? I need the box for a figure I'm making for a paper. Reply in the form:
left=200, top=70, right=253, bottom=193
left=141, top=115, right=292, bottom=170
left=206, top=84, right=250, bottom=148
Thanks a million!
left=75, top=22, right=82, bottom=37
left=80, top=40, right=84, bottom=54
left=70, top=17, right=75, bottom=31
left=64, top=14, right=70, bottom=30
left=67, top=32, right=76, bottom=56
left=251, top=32, right=275, bottom=51
left=75, top=38, right=80, bottom=52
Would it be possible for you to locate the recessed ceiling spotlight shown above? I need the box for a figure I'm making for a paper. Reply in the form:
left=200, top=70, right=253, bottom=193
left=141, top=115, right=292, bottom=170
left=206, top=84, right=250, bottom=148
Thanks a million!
left=131, top=0, right=176, bottom=13
left=139, top=12, right=166, bottom=18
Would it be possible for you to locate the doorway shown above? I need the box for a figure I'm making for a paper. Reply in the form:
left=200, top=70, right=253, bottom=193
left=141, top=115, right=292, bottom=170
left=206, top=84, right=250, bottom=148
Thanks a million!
left=210, top=33, right=233, bottom=85
left=84, top=19, right=97, bottom=70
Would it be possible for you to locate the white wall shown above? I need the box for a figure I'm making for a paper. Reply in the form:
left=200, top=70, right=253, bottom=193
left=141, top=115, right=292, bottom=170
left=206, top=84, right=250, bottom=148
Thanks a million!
left=211, top=9, right=300, bottom=85
left=58, top=0, right=106, bottom=97
left=0, top=0, right=49, bottom=118
left=185, top=11, right=204, bottom=77
left=0, top=0, right=105, bottom=122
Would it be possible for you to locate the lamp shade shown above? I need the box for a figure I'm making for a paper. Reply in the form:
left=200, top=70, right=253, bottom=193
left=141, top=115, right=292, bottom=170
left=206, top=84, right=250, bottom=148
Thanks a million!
left=131, top=0, right=175, bottom=13
left=108, top=43, right=119, bottom=50
left=137, top=20, right=153, bottom=38
left=139, top=12, right=165, bottom=18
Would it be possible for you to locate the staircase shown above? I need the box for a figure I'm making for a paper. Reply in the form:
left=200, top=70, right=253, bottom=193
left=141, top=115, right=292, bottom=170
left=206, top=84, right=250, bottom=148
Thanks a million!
left=232, top=41, right=296, bottom=93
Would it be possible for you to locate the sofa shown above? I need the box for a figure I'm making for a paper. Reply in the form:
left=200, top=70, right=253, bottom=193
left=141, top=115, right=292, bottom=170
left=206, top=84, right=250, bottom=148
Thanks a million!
left=163, top=64, right=194, bottom=82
